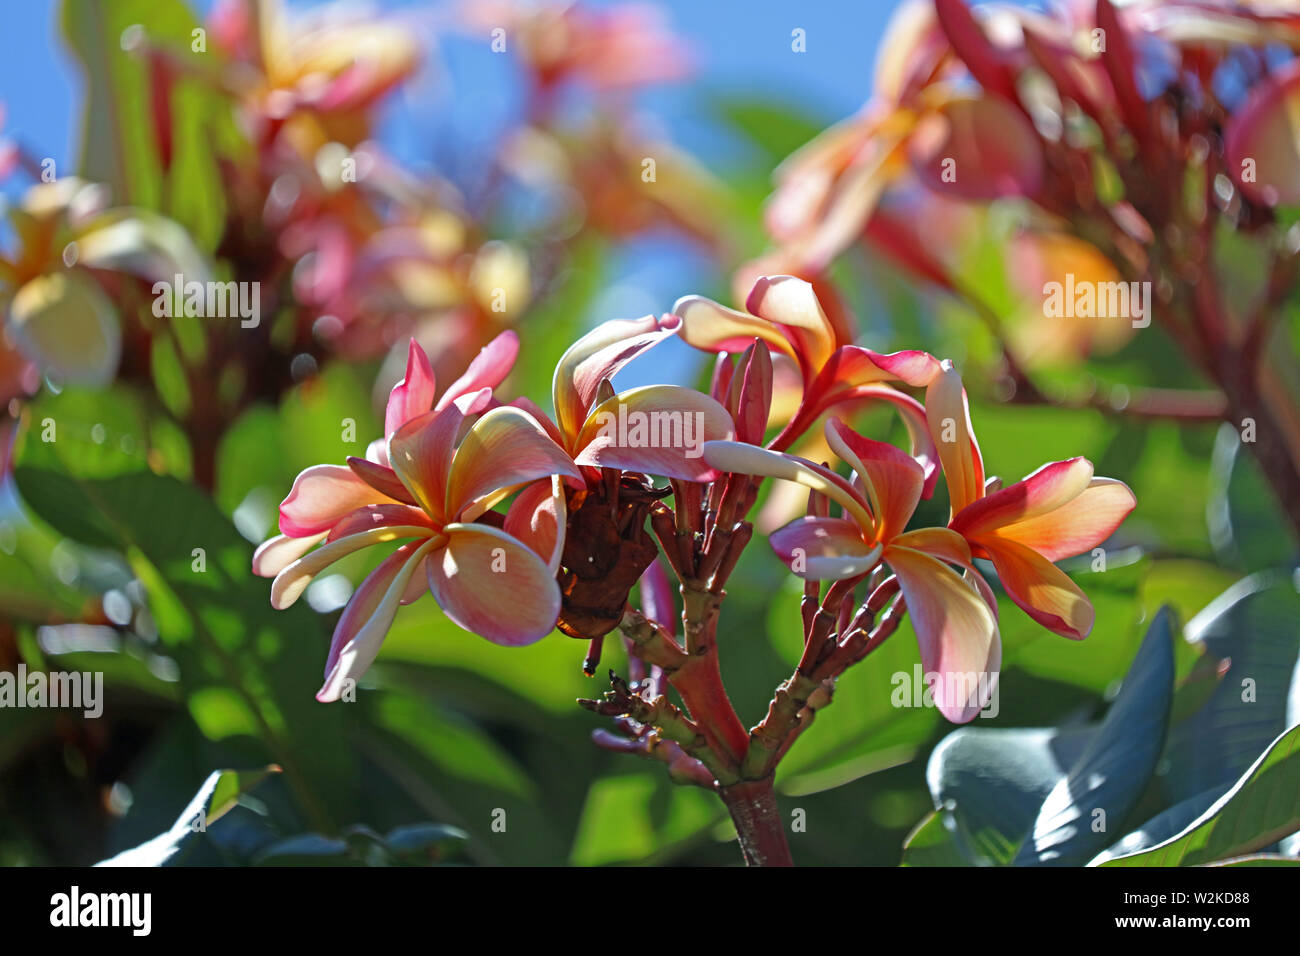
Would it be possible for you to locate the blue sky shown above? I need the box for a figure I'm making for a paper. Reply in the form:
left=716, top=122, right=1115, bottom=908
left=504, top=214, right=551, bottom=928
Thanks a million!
left=1, top=0, right=888, bottom=190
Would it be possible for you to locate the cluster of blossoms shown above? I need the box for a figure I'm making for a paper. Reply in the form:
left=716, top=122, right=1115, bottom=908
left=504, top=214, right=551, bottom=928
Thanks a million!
left=0, top=0, right=719, bottom=486
left=744, top=0, right=1300, bottom=537
left=257, top=274, right=1136, bottom=823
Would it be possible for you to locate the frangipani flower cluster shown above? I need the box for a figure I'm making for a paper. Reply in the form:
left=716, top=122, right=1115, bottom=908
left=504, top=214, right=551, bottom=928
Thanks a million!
left=704, top=355, right=1135, bottom=721
left=259, top=272, right=1135, bottom=865
left=262, top=275, right=1133, bottom=722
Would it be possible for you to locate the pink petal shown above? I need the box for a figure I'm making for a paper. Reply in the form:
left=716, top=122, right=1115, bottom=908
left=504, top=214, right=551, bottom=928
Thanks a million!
left=950, top=457, right=1094, bottom=540
left=272, top=526, right=438, bottom=609
left=384, top=339, right=436, bottom=438
left=744, top=275, right=837, bottom=372
left=892, top=526, right=997, bottom=613
left=435, top=330, right=520, bottom=411
left=552, top=314, right=679, bottom=444
left=703, top=439, right=875, bottom=532
left=326, top=503, right=439, bottom=542
left=426, top=524, right=561, bottom=646
left=978, top=535, right=1093, bottom=640
left=317, top=537, right=441, bottom=702
left=769, top=516, right=878, bottom=580
left=279, top=464, right=396, bottom=537
left=825, top=419, right=924, bottom=542
left=925, top=361, right=985, bottom=515
left=347, top=456, right=418, bottom=506
left=252, top=532, right=325, bottom=577
left=503, top=477, right=567, bottom=575
left=908, top=95, right=1044, bottom=200
left=509, top=397, right=567, bottom=447
left=322, top=544, right=413, bottom=679
left=388, top=395, right=483, bottom=524
left=981, top=477, right=1136, bottom=563
left=784, top=382, right=941, bottom=498
left=885, top=543, right=1001, bottom=723
left=822, top=345, right=942, bottom=390
left=445, top=407, right=582, bottom=520
left=573, top=385, right=735, bottom=481
left=1225, top=59, right=1300, bottom=205
left=672, top=295, right=799, bottom=364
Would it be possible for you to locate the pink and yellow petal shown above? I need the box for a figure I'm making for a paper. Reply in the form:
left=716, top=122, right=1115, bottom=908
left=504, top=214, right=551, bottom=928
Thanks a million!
left=825, top=419, right=923, bottom=542
left=769, top=516, right=879, bottom=580
left=271, top=525, right=439, bottom=610
left=503, top=476, right=567, bottom=576
left=972, top=476, right=1135, bottom=562
left=317, top=537, right=440, bottom=702
left=885, top=543, right=1001, bottom=723
left=552, top=314, right=678, bottom=443
left=279, top=464, right=397, bottom=537
left=744, top=275, right=837, bottom=370
left=925, top=361, right=985, bottom=515
left=978, top=535, right=1094, bottom=640
left=672, top=295, right=800, bottom=364
left=702, top=440, right=875, bottom=533
left=446, top=406, right=581, bottom=519
left=252, top=531, right=326, bottom=578
left=426, top=524, right=561, bottom=646
left=435, top=329, right=519, bottom=411
left=950, top=457, right=1095, bottom=540
left=384, top=339, right=436, bottom=438
left=574, top=385, right=735, bottom=482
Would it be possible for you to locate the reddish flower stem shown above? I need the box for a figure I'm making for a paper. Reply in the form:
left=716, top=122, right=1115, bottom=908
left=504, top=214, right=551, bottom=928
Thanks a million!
left=718, top=777, right=792, bottom=867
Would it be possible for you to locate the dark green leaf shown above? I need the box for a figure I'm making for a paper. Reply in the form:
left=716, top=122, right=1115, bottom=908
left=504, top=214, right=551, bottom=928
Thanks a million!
left=1100, top=723, right=1300, bottom=866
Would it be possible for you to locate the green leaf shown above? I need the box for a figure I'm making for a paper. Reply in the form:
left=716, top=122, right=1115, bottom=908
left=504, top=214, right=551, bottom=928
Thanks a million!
left=1162, top=571, right=1300, bottom=803
left=1013, top=607, right=1175, bottom=864
left=922, top=610, right=1175, bottom=866
left=1089, top=787, right=1225, bottom=865
left=900, top=810, right=971, bottom=867
left=252, top=833, right=357, bottom=867
left=96, top=765, right=279, bottom=866
left=569, top=773, right=719, bottom=866
left=927, top=725, right=1093, bottom=865
left=61, top=0, right=232, bottom=247
left=710, top=95, right=827, bottom=164
left=1099, top=722, right=1300, bottom=866
left=382, top=823, right=469, bottom=859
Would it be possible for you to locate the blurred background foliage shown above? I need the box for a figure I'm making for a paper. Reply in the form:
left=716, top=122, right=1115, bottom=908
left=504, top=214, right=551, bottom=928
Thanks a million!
left=0, top=0, right=1298, bottom=866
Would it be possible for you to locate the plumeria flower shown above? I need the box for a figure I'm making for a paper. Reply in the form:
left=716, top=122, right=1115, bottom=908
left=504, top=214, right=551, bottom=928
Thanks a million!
left=2, top=178, right=208, bottom=387
left=1227, top=59, right=1300, bottom=206
left=515, top=313, right=735, bottom=483
left=674, top=275, right=941, bottom=489
left=457, top=0, right=692, bottom=94
left=254, top=335, right=581, bottom=701
left=703, top=418, right=999, bottom=723
left=760, top=0, right=1044, bottom=277
left=925, top=361, right=1136, bottom=639
left=209, top=0, right=420, bottom=155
